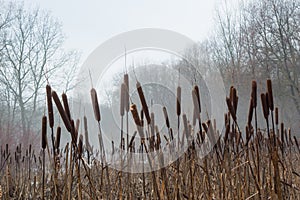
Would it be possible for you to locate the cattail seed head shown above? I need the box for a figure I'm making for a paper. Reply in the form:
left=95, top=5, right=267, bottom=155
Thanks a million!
left=46, top=85, right=54, bottom=128
left=136, top=81, right=151, bottom=124
left=194, top=85, right=201, bottom=113
left=62, top=93, right=71, bottom=121
left=261, top=93, right=269, bottom=120
left=120, top=83, right=125, bottom=116
left=55, top=126, right=61, bottom=151
left=162, top=106, right=170, bottom=129
left=130, top=104, right=141, bottom=127
left=176, top=86, right=181, bottom=116
left=192, top=89, right=200, bottom=119
left=150, top=112, right=155, bottom=137
left=90, top=88, right=101, bottom=122
left=267, top=79, right=274, bottom=111
left=251, top=81, right=257, bottom=108
left=124, top=74, right=130, bottom=112
left=52, top=91, right=72, bottom=132
left=42, top=116, right=47, bottom=149
left=232, top=88, right=238, bottom=114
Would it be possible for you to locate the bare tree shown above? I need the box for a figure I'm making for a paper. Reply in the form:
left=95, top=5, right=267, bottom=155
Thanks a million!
left=0, top=2, right=80, bottom=137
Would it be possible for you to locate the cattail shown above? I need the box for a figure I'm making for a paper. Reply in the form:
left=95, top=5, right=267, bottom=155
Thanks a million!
left=46, top=85, right=54, bottom=128
left=267, top=79, right=274, bottom=111
left=52, top=91, right=72, bottom=132
left=62, top=93, right=71, bottom=121
left=150, top=112, right=155, bottom=137
left=130, top=104, right=141, bottom=127
left=136, top=81, right=151, bottom=124
left=124, top=74, right=130, bottom=112
left=281, top=122, right=284, bottom=144
left=55, top=126, right=61, bottom=151
left=90, top=88, right=101, bottom=122
left=162, top=107, right=170, bottom=129
left=247, top=98, right=254, bottom=126
left=226, top=97, right=236, bottom=121
left=170, top=128, right=174, bottom=140
left=120, top=83, right=125, bottom=116
left=251, top=81, right=257, bottom=108
left=193, top=110, right=197, bottom=126
left=194, top=85, right=201, bottom=113
left=140, top=109, right=144, bottom=127
left=275, top=107, right=279, bottom=125
left=42, top=116, right=47, bottom=149
left=192, top=89, right=200, bottom=119
left=176, top=86, right=181, bottom=116
left=261, top=93, right=269, bottom=120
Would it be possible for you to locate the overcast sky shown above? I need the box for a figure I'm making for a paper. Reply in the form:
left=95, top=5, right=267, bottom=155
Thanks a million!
left=25, top=0, right=219, bottom=63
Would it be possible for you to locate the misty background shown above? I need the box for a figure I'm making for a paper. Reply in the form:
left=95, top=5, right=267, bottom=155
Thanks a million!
left=0, top=0, right=299, bottom=153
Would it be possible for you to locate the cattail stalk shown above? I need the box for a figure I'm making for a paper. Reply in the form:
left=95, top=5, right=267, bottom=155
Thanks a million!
left=41, top=116, right=47, bottom=200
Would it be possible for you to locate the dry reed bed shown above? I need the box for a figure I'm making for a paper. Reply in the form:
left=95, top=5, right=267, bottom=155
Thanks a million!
left=0, top=78, right=300, bottom=200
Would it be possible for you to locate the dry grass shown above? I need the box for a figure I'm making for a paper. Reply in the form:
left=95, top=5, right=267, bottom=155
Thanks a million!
left=0, top=79, right=300, bottom=200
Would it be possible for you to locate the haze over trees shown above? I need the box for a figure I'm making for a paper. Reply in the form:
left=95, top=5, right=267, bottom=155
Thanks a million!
left=0, top=1, right=79, bottom=143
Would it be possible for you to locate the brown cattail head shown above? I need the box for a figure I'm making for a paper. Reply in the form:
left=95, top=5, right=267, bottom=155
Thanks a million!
left=267, top=79, right=274, bottom=111
left=247, top=98, right=254, bottom=126
left=150, top=112, right=155, bottom=137
left=55, top=126, right=61, bottom=151
left=46, top=85, right=54, bottom=128
left=251, top=81, right=257, bottom=108
left=275, top=107, right=279, bottom=125
left=70, top=119, right=77, bottom=143
left=62, top=93, right=71, bottom=121
left=42, top=116, right=47, bottom=149
left=226, top=97, right=237, bottom=121
left=281, top=122, right=284, bottom=144
left=136, top=81, right=151, bottom=124
left=176, top=86, right=181, bottom=116
left=192, top=89, right=200, bottom=119
left=261, top=93, right=269, bottom=120
left=194, top=85, right=201, bottom=113
left=162, top=106, right=170, bottom=129
left=130, top=104, right=141, bottom=127
left=83, top=116, right=90, bottom=149
left=52, top=91, right=72, bottom=132
left=140, top=109, right=144, bottom=127
left=124, top=74, right=130, bottom=112
left=120, top=83, right=125, bottom=116
left=90, top=88, right=101, bottom=122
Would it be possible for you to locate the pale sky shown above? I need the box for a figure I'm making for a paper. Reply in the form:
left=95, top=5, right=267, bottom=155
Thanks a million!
left=25, top=0, right=219, bottom=63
